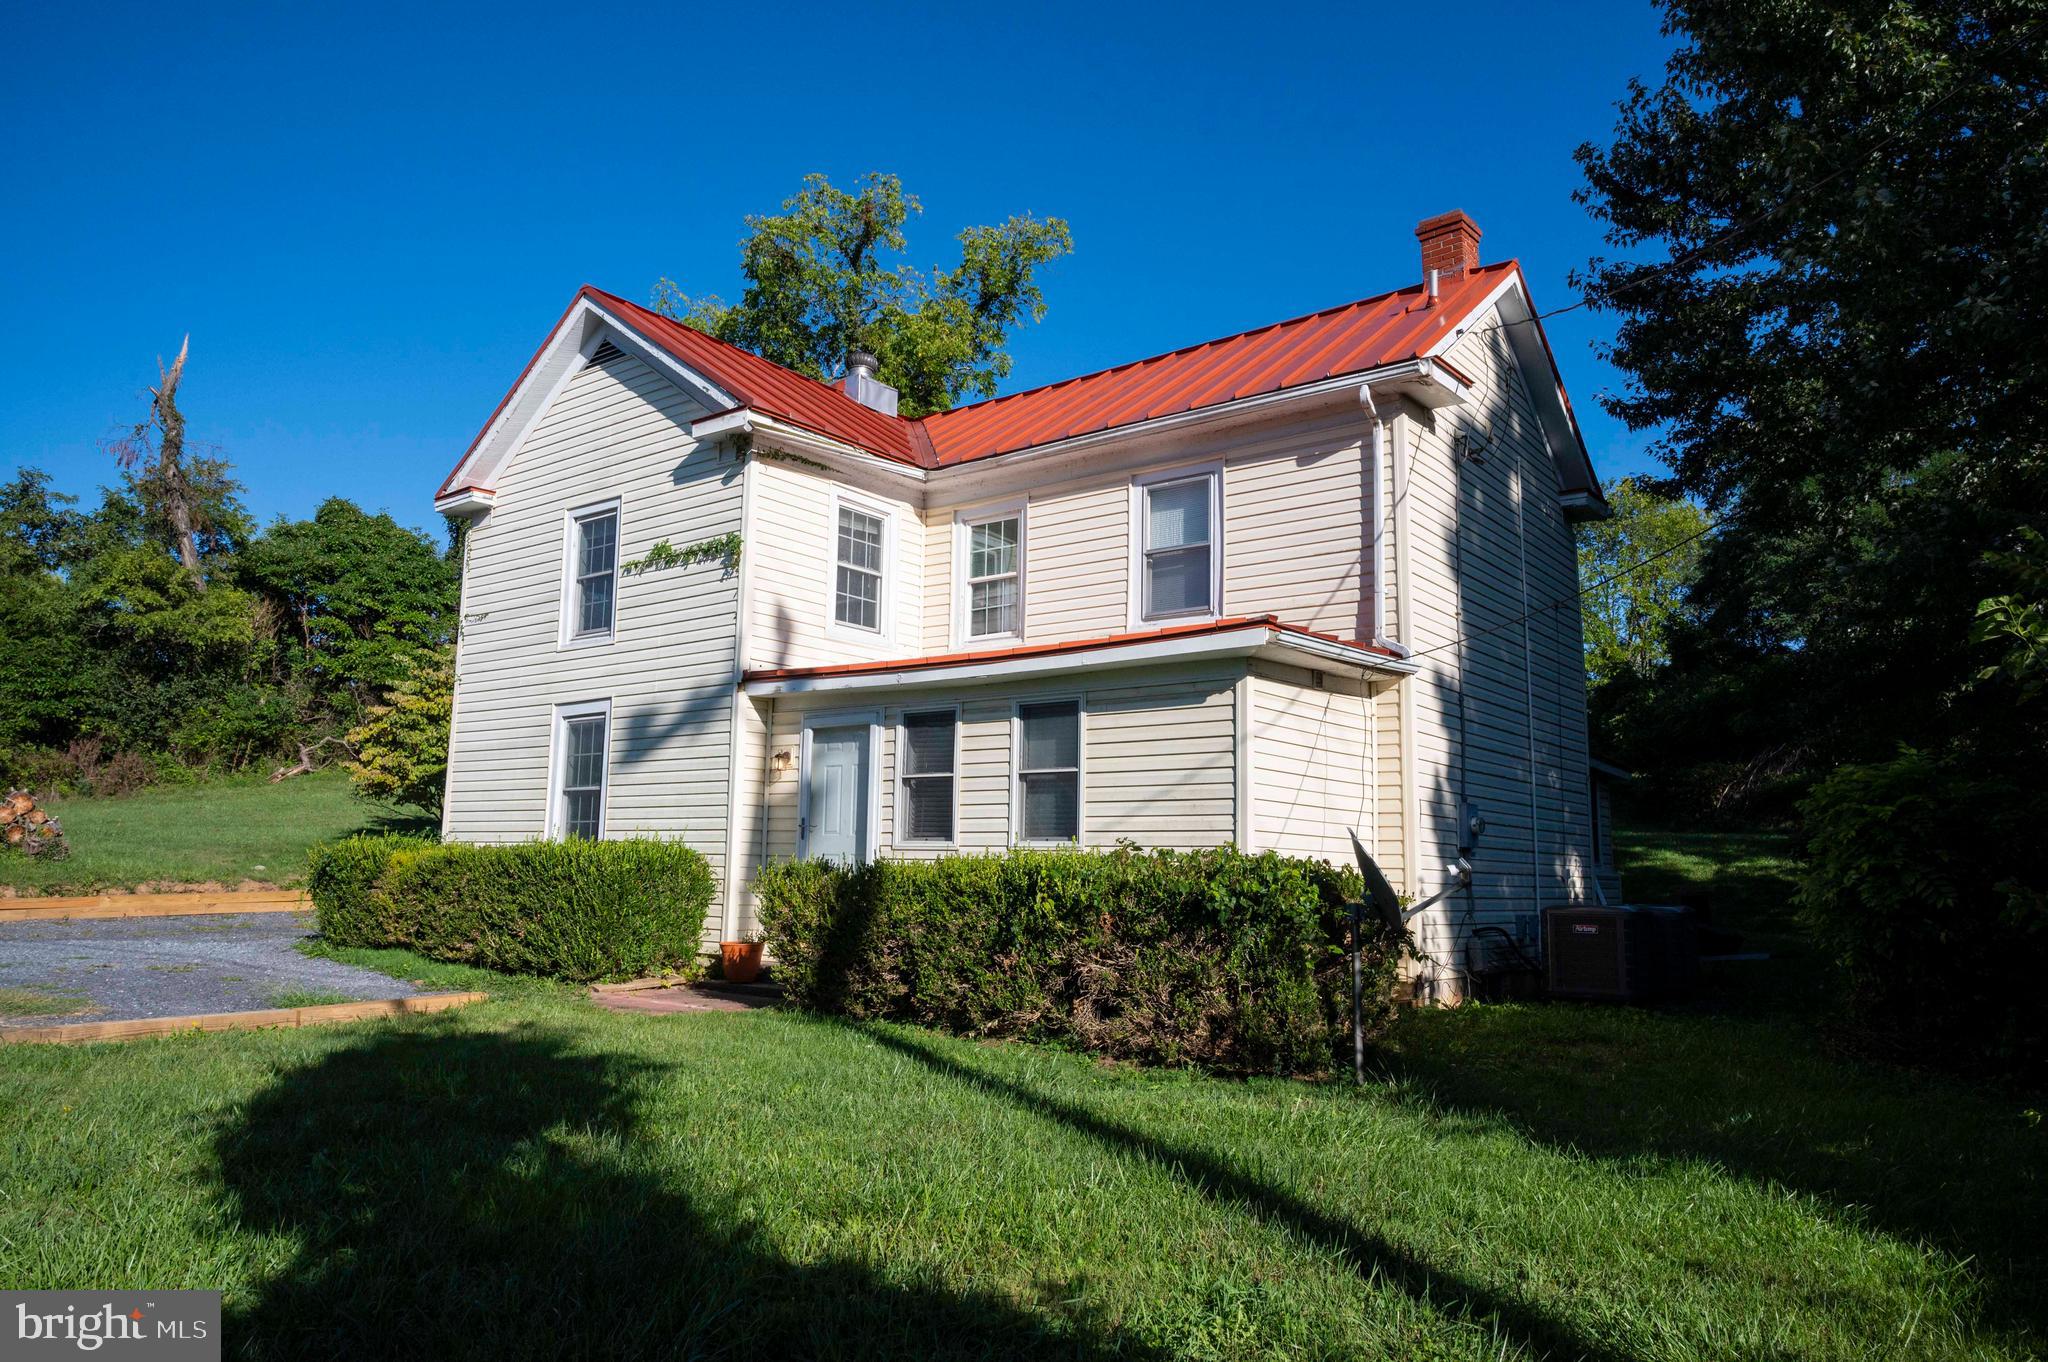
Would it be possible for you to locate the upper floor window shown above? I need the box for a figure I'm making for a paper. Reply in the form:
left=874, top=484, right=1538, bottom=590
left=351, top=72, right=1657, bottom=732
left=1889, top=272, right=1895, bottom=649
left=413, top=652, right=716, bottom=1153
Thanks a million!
left=568, top=504, right=618, bottom=642
left=1135, top=469, right=1219, bottom=622
left=962, top=512, right=1022, bottom=640
left=834, top=504, right=885, bottom=632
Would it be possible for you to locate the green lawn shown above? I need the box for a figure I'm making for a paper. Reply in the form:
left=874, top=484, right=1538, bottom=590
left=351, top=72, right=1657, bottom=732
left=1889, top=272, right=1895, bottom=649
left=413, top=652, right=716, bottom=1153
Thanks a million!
left=3, top=810, right=2041, bottom=1357
left=1, top=936, right=2040, bottom=1360
left=0, top=772, right=432, bottom=896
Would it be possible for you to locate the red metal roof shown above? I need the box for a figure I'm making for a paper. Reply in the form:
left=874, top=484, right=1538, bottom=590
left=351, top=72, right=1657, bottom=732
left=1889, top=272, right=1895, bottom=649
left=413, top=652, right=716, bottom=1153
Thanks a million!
left=916, top=262, right=1517, bottom=465
left=581, top=289, right=921, bottom=465
left=443, top=261, right=1529, bottom=495
left=742, top=615, right=1400, bottom=685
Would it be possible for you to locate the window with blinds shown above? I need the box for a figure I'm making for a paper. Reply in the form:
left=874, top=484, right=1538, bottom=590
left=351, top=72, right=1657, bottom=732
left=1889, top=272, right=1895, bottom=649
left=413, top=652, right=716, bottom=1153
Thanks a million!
left=899, top=710, right=956, bottom=843
left=834, top=505, right=884, bottom=631
left=1016, top=700, right=1080, bottom=843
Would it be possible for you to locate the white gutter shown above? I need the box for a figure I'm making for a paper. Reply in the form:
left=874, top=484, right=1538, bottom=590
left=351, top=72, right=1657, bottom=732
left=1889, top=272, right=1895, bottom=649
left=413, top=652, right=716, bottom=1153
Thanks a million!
left=743, top=624, right=1415, bottom=698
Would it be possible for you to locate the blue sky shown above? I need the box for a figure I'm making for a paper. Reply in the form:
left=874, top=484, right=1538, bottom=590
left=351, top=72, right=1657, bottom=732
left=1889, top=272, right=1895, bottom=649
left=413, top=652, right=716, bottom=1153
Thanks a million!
left=2, top=1, right=1675, bottom=534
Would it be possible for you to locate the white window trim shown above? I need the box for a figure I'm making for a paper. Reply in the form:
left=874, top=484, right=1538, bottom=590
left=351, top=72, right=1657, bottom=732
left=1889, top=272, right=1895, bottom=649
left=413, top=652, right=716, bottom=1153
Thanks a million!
left=1128, top=462, right=1223, bottom=630
left=952, top=501, right=1027, bottom=648
left=1009, top=695, right=1086, bottom=847
left=826, top=491, right=895, bottom=641
left=559, top=496, right=622, bottom=649
left=895, top=705, right=962, bottom=848
left=797, top=708, right=883, bottom=863
left=547, top=698, right=612, bottom=840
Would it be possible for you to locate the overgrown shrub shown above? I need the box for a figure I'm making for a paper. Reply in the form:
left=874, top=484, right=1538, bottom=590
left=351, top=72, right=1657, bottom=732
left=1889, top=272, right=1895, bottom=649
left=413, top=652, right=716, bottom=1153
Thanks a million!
left=1800, top=749, right=2048, bottom=1079
left=757, top=846, right=1404, bottom=1075
left=310, top=835, right=715, bottom=983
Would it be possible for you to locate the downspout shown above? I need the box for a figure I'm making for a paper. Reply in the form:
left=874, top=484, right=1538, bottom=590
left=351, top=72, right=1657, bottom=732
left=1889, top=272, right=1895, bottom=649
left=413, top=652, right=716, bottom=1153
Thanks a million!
left=1359, top=385, right=1408, bottom=658
left=1391, top=413, right=1421, bottom=909
left=721, top=439, right=759, bottom=941
left=1515, top=437, right=1544, bottom=942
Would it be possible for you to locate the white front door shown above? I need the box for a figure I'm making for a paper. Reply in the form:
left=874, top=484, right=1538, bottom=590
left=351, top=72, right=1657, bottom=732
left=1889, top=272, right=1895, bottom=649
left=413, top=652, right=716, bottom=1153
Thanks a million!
left=803, top=724, right=870, bottom=864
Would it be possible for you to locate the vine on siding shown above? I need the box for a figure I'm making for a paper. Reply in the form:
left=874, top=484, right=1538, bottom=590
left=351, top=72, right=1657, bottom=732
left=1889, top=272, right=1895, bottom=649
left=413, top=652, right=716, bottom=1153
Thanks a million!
left=622, top=531, right=743, bottom=578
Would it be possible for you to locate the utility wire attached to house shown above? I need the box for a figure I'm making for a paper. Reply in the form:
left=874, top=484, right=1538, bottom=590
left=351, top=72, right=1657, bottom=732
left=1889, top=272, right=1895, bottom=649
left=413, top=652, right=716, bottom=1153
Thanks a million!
left=1456, top=14, right=2048, bottom=343
left=1401, top=517, right=1722, bottom=665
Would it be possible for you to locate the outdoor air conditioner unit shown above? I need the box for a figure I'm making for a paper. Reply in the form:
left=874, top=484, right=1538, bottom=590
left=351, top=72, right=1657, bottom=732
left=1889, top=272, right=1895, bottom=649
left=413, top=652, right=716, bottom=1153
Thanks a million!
left=1543, top=903, right=1697, bottom=1003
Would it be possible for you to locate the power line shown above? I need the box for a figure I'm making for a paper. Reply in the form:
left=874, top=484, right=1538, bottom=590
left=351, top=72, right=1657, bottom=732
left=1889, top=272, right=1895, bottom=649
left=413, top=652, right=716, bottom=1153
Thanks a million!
left=1461, top=14, right=2048, bottom=341
left=1401, top=517, right=1722, bottom=666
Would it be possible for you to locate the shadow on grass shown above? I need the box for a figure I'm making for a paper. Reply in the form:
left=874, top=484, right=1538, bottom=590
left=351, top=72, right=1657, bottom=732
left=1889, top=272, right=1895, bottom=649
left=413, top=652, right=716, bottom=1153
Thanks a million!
left=346, top=804, right=441, bottom=839
left=859, top=1023, right=1631, bottom=1362
left=1379, top=1003, right=2048, bottom=1339
left=214, top=1023, right=1165, bottom=1361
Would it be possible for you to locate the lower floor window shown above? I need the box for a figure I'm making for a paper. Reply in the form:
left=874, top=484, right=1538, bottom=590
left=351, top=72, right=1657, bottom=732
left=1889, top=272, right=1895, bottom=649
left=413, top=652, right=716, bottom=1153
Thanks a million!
left=1016, top=700, right=1080, bottom=842
left=900, top=709, right=956, bottom=843
left=557, top=707, right=608, bottom=840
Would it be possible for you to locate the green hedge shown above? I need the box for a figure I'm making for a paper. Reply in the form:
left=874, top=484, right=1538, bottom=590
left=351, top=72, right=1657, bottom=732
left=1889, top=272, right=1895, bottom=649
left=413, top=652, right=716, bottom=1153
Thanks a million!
left=308, top=835, right=715, bottom=983
left=757, top=846, right=1404, bottom=1075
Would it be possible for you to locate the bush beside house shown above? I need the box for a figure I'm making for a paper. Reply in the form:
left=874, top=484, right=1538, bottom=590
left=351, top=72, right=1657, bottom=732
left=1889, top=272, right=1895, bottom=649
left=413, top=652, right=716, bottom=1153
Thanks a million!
left=1799, top=750, right=2048, bottom=1080
left=309, top=835, right=714, bottom=983
left=757, top=846, right=1404, bottom=1076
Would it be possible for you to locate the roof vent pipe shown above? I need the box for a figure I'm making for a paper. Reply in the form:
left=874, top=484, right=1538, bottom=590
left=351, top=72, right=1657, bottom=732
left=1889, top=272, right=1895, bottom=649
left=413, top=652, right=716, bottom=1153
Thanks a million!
left=1428, top=269, right=1440, bottom=306
left=842, top=349, right=899, bottom=417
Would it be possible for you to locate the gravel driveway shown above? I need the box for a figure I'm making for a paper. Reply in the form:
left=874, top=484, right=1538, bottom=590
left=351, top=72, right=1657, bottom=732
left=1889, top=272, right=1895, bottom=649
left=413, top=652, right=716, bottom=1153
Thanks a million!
left=0, top=911, right=418, bottom=1027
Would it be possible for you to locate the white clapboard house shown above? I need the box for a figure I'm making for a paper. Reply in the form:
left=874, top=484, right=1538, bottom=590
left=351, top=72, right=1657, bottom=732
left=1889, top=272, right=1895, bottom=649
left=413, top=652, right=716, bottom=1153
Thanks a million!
left=434, top=212, right=1616, bottom=998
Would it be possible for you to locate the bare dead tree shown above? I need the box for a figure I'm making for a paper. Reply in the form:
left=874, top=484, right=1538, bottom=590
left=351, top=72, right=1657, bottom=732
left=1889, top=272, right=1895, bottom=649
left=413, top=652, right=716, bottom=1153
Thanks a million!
left=109, top=335, right=205, bottom=587
left=269, top=735, right=358, bottom=783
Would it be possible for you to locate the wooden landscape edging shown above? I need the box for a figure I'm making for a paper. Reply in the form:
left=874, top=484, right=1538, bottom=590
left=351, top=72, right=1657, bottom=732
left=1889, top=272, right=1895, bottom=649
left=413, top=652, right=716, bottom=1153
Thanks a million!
left=0, top=992, right=486, bottom=1046
left=0, top=889, right=308, bottom=922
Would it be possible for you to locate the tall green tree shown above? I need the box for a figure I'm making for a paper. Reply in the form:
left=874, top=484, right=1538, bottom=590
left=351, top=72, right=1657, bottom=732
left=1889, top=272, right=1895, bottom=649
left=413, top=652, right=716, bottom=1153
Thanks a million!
left=1574, top=0, right=2047, bottom=772
left=1578, top=476, right=1710, bottom=691
left=238, top=498, right=459, bottom=724
left=655, top=173, right=1073, bottom=417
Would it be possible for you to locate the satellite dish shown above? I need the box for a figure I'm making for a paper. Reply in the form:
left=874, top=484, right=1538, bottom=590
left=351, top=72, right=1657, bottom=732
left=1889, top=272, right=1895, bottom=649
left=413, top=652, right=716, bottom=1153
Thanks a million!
left=1348, top=830, right=1406, bottom=937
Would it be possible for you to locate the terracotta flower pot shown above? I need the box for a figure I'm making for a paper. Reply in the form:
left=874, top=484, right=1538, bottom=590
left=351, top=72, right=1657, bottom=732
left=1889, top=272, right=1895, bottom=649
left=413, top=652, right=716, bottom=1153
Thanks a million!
left=720, top=941, right=764, bottom=985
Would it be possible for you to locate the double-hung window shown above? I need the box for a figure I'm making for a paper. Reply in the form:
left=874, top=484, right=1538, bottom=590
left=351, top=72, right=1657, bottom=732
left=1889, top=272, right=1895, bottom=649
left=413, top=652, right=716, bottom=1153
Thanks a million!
left=554, top=703, right=609, bottom=840
left=962, top=512, right=1021, bottom=640
left=834, top=504, right=885, bottom=632
left=1015, top=700, right=1080, bottom=843
left=569, top=506, right=618, bottom=641
left=899, top=709, right=957, bottom=843
left=1136, top=470, right=1218, bottom=621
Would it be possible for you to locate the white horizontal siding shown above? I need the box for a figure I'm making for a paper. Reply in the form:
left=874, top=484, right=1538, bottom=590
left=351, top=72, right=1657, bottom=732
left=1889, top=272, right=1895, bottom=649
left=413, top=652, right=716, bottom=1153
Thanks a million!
left=747, top=457, right=925, bottom=671
left=443, top=345, right=742, bottom=947
left=750, top=661, right=1245, bottom=915
left=1395, top=304, right=1597, bottom=979
left=1246, top=662, right=1373, bottom=865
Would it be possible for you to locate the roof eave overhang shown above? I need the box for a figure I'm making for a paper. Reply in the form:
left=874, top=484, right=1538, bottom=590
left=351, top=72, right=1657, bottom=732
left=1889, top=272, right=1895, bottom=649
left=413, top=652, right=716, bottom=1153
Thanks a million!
left=742, top=625, right=1415, bottom=698
left=432, top=487, right=498, bottom=518
left=688, top=409, right=927, bottom=484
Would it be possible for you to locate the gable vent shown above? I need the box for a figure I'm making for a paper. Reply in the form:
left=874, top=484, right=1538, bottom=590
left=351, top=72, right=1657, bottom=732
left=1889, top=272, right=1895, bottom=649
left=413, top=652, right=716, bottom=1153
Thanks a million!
left=586, top=338, right=626, bottom=367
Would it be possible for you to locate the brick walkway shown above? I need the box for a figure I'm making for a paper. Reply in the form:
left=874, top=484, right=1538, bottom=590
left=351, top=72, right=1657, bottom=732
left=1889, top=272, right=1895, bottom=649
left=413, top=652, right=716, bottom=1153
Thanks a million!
left=591, top=983, right=779, bottom=1016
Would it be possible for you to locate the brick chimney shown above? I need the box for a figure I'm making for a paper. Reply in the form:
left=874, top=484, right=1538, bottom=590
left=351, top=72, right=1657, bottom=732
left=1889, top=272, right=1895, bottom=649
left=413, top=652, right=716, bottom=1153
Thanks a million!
left=1416, top=210, right=1483, bottom=285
